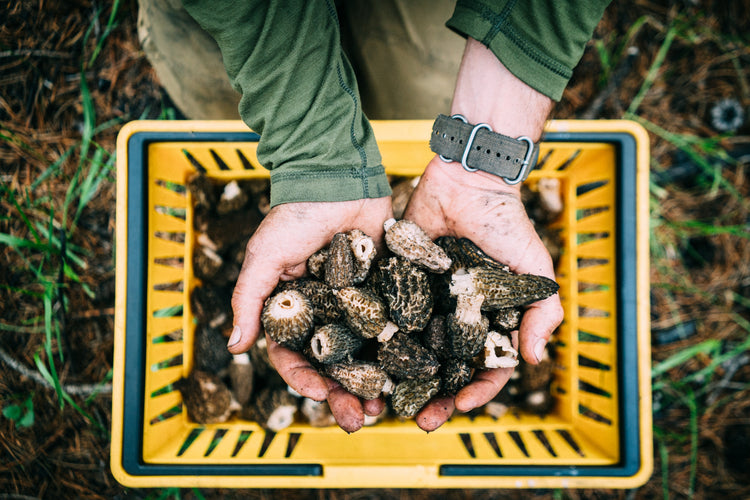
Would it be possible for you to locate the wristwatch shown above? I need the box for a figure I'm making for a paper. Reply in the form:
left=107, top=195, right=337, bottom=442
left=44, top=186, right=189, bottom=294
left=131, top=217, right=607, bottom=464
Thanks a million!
left=429, top=114, right=540, bottom=185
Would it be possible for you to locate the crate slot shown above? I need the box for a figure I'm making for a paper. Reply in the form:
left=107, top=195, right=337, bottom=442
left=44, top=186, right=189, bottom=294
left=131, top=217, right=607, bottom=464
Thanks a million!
left=155, top=205, right=187, bottom=221
left=178, top=428, right=204, bottom=457
left=578, top=404, right=612, bottom=425
left=209, top=149, right=231, bottom=170
left=578, top=330, right=610, bottom=344
left=181, top=149, right=206, bottom=173
left=236, top=149, right=256, bottom=170
left=152, top=328, right=183, bottom=344
left=258, top=431, right=276, bottom=457
left=231, top=430, right=253, bottom=457
left=285, top=433, right=301, bottom=458
left=153, top=280, right=184, bottom=292
left=556, top=429, right=585, bottom=457
left=578, top=354, right=611, bottom=372
left=483, top=432, right=503, bottom=457
left=507, top=431, right=529, bottom=457
left=459, top=433, right=475, bottom=458
left=150, top=403, right=182, bottom=425
left=151, top=353, right=183, bottom=372
left=205, top=429, right=228, bottom=457
left=155, top=178, right=187, bottom=195
left=553, top=149, right=582, bottom=171
left=532, top=430, right=557, bottom=457
left=577, top=232, right=609, bottom=245
left=153, top=256, right=184, bottom=269
left=577, top=257, right=609, bottom=268
left=150, top=382, right=176, bottom=398
left=154, top=231, right=187, bottom=245
left=153, top=304, right=183, bottom=318
left=579, top=380, right=612, bottom=398
left=576, top=179, right=608, bottom=196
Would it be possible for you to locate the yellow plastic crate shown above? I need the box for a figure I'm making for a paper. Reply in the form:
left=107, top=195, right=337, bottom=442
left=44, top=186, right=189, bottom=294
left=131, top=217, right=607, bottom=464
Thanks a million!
left=112, top=120, right=652, bottom=488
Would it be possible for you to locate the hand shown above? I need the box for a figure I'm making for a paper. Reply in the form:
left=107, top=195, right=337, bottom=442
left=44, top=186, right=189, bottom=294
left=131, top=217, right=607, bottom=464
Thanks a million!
left=228, top=196, right=393, bottom=432
left=405, top=156, right=563, bottom=432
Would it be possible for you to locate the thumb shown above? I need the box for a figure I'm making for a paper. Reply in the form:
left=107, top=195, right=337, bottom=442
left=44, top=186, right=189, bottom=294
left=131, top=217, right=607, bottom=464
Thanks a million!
left=228, top=248, right=280, bottom=354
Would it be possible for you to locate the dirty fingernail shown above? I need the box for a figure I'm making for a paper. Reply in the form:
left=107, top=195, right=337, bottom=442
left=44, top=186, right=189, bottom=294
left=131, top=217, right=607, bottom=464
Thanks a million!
left=227, top=325, right=242, bottom=348
left=533, top=339, right=546, bottom=363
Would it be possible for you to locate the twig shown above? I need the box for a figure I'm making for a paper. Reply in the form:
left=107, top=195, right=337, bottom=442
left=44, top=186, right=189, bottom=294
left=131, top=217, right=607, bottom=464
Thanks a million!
left=0, top=49, right=73, bottom=59
left=0, top=346, right=111, bottom=396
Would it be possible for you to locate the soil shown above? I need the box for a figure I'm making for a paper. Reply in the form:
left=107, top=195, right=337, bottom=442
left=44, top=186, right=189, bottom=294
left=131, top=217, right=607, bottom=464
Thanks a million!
left=1, top=1, right=749, bottom=499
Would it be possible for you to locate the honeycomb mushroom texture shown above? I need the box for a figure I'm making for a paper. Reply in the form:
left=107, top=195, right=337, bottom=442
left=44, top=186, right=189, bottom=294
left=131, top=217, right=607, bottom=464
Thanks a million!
left=491, top=307, right=522, bottom=332
left=325, top=232, right=356, bottom=289
left=307, top=248, right=328, bottom=280
left=377, top=331, right=440, bottom=380
left=324, top=361, right=392, bottom=400
left=383, top=218, right=452, bottom=273
left=310, top=324, right=364, bottom=364
left=447, top=293, right=490, bottom=359
left=421, top=314, right=451, bottom=360
left=440, top=358, right=473, bottom=395
left=390, top=377, right=441, bottom=418
left=449, top=266, right=559, bottom=310
left=175, top=370, right=240, bottom=424
left=334, top=287, right=393, bottom=339
left=276, top=278, right=343, bottom=325
left=261, top=289, right=315, bottom=351
left=377, top=257, right=434, bottom=333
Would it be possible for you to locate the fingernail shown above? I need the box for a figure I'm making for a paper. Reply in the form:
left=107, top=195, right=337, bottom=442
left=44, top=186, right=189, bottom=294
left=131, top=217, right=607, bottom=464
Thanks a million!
left=533, top=339, right=546, bottom=363
left=227, top=325, right=241, bottom=348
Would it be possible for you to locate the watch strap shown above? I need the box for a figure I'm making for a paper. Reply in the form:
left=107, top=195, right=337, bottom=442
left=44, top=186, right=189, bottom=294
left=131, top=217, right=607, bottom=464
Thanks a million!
left=429, top=114, right=540, bottom=184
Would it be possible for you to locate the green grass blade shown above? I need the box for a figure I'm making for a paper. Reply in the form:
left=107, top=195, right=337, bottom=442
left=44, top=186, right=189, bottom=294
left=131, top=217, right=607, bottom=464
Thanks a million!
left=627, top=23, right=677, bottom=115
left=652, top=339, right=721, bottom=378
left=34, top=349, right=63, bottom=408
left=87, top=0, right=121, bottom=67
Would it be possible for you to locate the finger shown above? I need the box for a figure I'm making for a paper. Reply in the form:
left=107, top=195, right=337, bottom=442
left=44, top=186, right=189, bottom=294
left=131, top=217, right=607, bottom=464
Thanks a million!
left=325, top=379, right=365, bottom=433
left=415, top=396, right=455, bottom=432
left=266, top=337, right=328, bottom=401
left=518, top=293, right=563, bottom=364
left=229, top=247, right=282, bottom=354
left=363, top=397, right=385, bottom=417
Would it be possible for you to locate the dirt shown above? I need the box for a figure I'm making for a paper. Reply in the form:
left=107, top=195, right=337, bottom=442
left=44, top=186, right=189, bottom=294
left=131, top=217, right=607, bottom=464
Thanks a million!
left=1, top=1, right=749, bottom=499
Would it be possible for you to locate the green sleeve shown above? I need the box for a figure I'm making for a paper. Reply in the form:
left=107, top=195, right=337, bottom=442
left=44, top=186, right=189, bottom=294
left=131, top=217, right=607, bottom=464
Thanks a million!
left=181, top=0, right=391, bottom=207
left=447, top=0, right=611, bottom=101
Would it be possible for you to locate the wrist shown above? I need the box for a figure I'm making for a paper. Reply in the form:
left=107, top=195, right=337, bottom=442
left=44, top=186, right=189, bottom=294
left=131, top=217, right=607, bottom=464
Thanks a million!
left=450, top=38, right=552, bottom=142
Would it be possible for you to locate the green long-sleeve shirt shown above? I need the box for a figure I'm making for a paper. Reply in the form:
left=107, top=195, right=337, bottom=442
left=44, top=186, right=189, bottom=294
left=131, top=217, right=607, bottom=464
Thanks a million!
left=181, top=0, right=610, bottom=206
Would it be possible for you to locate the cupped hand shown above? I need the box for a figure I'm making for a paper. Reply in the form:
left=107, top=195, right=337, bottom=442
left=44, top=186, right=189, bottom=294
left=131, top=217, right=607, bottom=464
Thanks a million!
left=229, top=196, right=393, bottom=432
left=404, top=156, right=564, bottom=432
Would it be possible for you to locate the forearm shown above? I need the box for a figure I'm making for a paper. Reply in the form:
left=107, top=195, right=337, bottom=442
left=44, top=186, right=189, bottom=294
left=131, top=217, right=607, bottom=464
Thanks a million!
left=451, top=38, right=552, bottom=143
left=181, top=0, right=391, bottom=206
left=448, top=0, right=612, bottom=101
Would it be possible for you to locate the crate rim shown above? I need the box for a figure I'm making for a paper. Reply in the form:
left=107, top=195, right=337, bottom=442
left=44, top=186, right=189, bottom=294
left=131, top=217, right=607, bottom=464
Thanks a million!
left=112, top=119, right=652, bottom=489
